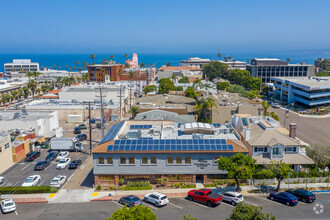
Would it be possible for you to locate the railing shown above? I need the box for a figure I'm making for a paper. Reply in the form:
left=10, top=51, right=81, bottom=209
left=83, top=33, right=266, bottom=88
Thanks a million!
left=271, top=154, right=283, bottom=159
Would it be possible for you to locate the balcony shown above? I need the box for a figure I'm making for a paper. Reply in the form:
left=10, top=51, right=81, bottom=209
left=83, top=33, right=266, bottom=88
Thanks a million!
left=271, top=154, right=283, bottom=159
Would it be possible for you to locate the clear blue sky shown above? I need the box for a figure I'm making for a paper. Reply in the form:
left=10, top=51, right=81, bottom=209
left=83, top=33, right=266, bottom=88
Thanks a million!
left=0, top=0, right=329, bottom=54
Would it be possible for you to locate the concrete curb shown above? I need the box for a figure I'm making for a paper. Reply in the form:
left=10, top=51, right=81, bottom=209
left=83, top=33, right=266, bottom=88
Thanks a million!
left=14, top=198, right=48, bottom=204
left=91, top=193, right=188, bottom=201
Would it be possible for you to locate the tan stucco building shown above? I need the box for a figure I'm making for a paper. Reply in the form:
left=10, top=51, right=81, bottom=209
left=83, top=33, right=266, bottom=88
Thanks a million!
left=0, top=133, right=14, bottom=174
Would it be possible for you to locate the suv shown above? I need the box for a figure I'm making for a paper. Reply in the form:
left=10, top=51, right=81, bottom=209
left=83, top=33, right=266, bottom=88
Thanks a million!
left=272, top=103, right=280, bottom=108
left=96, top=123, right=105, bottom=129
left=56, top=151, right=69, bottom=162
left=221, top=191, right=244, bottom=206
left=79, top=124, right=87, bottom=129
left=76, top=134, right=87, bottom=141
left=34, top=160, right=51, bottom=171
left=144, top=192, right=169, bottom=207
left=73, top=127, right=81, bottom=134
left=45, top=151, right=59, bottom=162
left=25, top=151, right=40, bottom=162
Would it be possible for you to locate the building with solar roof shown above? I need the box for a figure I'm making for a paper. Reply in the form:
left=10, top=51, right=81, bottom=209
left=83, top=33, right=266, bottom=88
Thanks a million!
left=92, top=120, right=248, bottom=187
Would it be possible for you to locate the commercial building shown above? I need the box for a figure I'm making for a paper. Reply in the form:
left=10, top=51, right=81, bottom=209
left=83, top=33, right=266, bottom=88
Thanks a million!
left=246, top=58, right=315, bottom=83
left=87, top=61, right=123, bottom=82
left=233, top=115, right=314, bottom=172
left=271, top=77, right=330, bottom=106
left=314, top=58, right=330, bottom=72
left=0, top=78, right=28, bottom=97
left=0, top=111, right=62, bottom=138
left=125, top=53, right=139, bottom=69
left=180, top=57, right=211, bottom=69
left=157, top=66, right=202, bottom=80
left=220, top=56, right=246, bottom=70
left=4, top=59, right=39, bottom=77
left=134, top=110, right=196, bottom=123
left=0, top=133, right=14, bottom=174
left=93, top=120, right=248, bottom=186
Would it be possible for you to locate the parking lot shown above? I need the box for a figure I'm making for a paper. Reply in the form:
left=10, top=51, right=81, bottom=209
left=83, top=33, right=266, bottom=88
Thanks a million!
left=0, top=147, right=89, bottom=188
left=2, top=192, right=330, bottom=219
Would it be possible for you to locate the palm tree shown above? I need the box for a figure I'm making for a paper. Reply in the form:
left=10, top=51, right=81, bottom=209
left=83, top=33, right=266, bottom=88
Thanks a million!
left=53, top=64, right=56, bottom=69
left=166, top=62, right=171, bottom=67
left=286, top=58, right=291, bottom=63
left=10, top=91, right=18, bottom=101
left=58, top=66, right=61, bottom=70
left=247, top=59, right=250, bottom=64
left=140, top=62, right=145, bottom=68
left=28, top=80, right=38, bottom=100
left=82, top=73, right=89, bottom=82
left=101, top=68, right=106, bottom=82
left=110, top=55, right=114, bottom=60
left=25, top=71, right=34, bottom=83
left=171, top=74, right=177, bottom=83
left=19, top=68, right=25, bottom=73
left=129, top=71, right=135, bottom=107
left=73, top=66, right=76, bottom=70
left=194, top=97, right=217, bottom=122
left=129, top=106, right=139, bottom=118
left=41, top=66, right=44, bottom=70
left=124, top=54, right=128, bottom=60
left=103, top=58, right=107, bottom=62
left=65, top=65, right=68, bottom=68
left=90, top=54, right=95, bottom=64
left=217, top=52, right=222, bottom=61
left=56, top=77, right=63, bottom=88
left=82, top=61, right=86, bottom=67
left=193, top=78, right=202, bottom=89
left=35, top=88, right=41, bottom=95
left=76, top=61, right=79, bottom=72
left=32, top=71, right=42, bottom=80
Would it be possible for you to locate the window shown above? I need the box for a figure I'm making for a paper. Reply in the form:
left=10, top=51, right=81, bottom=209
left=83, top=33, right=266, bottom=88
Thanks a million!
left=107, top=157, right=113, bottom=164
left=167, top=157, right=173, bottom=164
left=5, top=143, right=9, bottom=149
left=257, top=147, right=264, bottom=152
left=120, top=157, right=126, bottom=164
left=129, top=157, right=135, bottom=164
left=98, top=157, right=104, bottom=165
left=142, top=157, right=148, bottom=164
left=176, top=157, right=182, bottom=164
left=185, top=157, right=191, bottom=164
left=151, top=157, right=157, bottom=164
left=286, top=147, right=296, bottom=152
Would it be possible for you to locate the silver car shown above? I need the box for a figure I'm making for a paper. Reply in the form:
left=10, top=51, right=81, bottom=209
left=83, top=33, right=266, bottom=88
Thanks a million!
left=221, top=191, right=244, bottom=206
left=144, top=192, right=169, bottom=207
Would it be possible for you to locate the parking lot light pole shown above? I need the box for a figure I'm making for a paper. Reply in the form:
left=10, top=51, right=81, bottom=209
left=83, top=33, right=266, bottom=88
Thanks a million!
left=89, top=102, right=92, bottom=156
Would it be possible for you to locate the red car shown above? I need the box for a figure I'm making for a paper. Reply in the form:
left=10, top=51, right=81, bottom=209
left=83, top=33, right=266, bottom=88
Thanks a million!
left=187, top=189, right=222, bottom=207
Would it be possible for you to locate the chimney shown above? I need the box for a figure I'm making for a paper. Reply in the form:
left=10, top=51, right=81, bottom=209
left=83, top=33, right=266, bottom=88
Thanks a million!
left=245, top=127, right=251, bottom=141
left=289, top=123, right=296, bottom=139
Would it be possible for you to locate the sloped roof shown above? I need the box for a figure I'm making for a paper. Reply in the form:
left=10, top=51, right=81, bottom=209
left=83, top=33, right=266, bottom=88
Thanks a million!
left=254, top=153, right=314, bottom=165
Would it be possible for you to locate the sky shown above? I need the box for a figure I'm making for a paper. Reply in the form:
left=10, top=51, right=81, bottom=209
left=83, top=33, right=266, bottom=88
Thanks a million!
left=0, top=0, right=330, bottom=54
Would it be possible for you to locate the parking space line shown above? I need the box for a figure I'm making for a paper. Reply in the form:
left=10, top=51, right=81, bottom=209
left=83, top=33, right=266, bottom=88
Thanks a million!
left=168, top=202, right=183, bottom=209
left=243, top=201, right=259, bottom=207
left=13, top=181, right=19, bottom=186
left=21, top=164, right=30, bottom=171
left=179, top=198, right=209, bottom=209
left=15, top=211, right=18, bottom=216
left=39, top=180, right=45, bottom=186
left=250, top=195, right=284, bottom=206
left=316, top=199, right=327, bottom=203
left=322, top=193, right=330, bottom=197
left=112, top=201, right=124, bottom=207
left=143, top=202, right=158, bottom=211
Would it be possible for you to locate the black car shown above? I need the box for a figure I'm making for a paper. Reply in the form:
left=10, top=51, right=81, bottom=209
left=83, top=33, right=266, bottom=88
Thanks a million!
left=25, top=151, right=40, bottom=162
left=68, top=160, right=82, bottom=169
left=73, top=127, right=81, bottom=134
left=34, top=160, right=51, bottom=170
left=45, top=151, right=59, bottom=162
left=286, top=189, right=316, bottom=203
left=76, top=134, right=87, bottom=141
left=96, top=123, right=105, bottom=129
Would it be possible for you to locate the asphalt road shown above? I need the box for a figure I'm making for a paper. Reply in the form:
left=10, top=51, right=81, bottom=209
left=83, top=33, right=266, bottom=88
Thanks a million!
left=270, top=107, right=330, bottom=146
left=0, top=148, right=90, bottom=188
left=2, top=193, right=330, bottom=220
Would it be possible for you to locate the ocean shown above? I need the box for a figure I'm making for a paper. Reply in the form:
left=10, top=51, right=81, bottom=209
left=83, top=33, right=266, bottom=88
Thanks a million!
left=1, top=51, right=330, bottom=72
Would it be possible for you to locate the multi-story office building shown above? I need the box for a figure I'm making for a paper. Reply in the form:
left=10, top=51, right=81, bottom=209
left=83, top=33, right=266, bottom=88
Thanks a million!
left=246, top=58, right=315, bottom=83
left=220, top=56, right=246, bottom=70
left=4, top=59, right=39, bottom=77
left=271, top=77, right=330, bottom=106
left=180, top=57, right=211, bottom=69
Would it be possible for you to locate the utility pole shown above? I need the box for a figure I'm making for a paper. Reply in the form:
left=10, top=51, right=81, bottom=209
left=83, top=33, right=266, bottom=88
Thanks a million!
left=83, top=101, right=95, bottom=156
left=117, top=85, right=124, bottom=120
left=96, top=87, right=106, bottom=138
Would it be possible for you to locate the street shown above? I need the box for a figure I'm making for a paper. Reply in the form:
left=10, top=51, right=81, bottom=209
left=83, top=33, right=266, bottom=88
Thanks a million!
left=2, top=193, right=330, bottom=220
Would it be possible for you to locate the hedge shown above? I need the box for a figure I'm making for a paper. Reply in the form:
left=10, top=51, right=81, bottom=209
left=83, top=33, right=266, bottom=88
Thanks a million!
left=253, top=171, right=330, bottom=179
left=124, top=181, right=152, bottom=190
left=0, top=186, right=58, bottom=194
left=124, top=186, right=152, bottom=191
left=181, top=184, right=196, bottom=188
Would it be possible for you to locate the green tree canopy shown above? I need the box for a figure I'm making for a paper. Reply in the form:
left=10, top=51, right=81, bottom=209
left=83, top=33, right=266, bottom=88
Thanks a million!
left=218, top=153, right=256, bottom=192
left=143, top=85, right=157, bottom=94
left=178, top=76, right=190, bottom=83
left=166, top=62, right=171, bottom=66
left=216, top=82, right=230, bottom=90
left=265, top=161, right=292, bottom=191
left=227, top=203, right=275, bottom=220
left=159, top=78, right=175, bottom=94
left=203, top=61, right=229, bottom=80
left=106, top=205, right=156, bottom=220
left=129, top=106, right=139, bottom=118
left=185, top=87, right=198, bottom=98
left=305, top=144, right=329, bottom=169
left=175, top=86, right=183, bottom=91
left=194, top=97, right=216, bottom=123
left=227, top=84, right=246, bottom=94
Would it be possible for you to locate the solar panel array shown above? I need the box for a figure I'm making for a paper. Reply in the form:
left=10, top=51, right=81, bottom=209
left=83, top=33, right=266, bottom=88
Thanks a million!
left=130, top=125, right=152, bottom=129
left=212, top=123, right=221, bottom=128
left=242, top=118, right=249, bottom=126
left=107, top=139, right=233, bottom=152
left=99, top=121, right=125, bottom=144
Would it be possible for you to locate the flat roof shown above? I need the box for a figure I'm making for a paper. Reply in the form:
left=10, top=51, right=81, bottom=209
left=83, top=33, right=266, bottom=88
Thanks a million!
left=272, top=77, right=330, bottom=89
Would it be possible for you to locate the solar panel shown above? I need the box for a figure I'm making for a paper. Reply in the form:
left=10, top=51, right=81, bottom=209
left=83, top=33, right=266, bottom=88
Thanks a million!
left=99, top=121, right=125, bottom=144
left=221, top=140, right=226, bottom=144
left=227, top=145, right=233, bottom=151
left=242, top=118, right=248, bottom=126
left=107, top=145, right=113, bottom=151
left=136, top=145, right=142, bottom=151
left=222, top=145, right=228, bottom=151
left=130, top=125, right=152, bottom=129
left=124, top=145, right=131, bottom=151
left=212, top=123, right=221, bottom=128
left=159, top=144, right=164, bottom=151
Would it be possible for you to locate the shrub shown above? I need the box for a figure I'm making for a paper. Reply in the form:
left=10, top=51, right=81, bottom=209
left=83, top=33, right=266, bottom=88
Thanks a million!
left=96, top=184, right=101, bottom=191
left=124, top=181, right=152, bottom=190
left=227, top=180, right=236, bottom=186
left=182, top=184, right=196, bottom=188
left=163, top=177, right=169, bottom=184
left=0, top=186, right=58, bottom=194
left=119, top=178, right=124, bottom=186
left=109, top=186, right=117, bottom=190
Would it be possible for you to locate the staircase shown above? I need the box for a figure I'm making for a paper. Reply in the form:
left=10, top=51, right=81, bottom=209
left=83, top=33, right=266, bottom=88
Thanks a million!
left=196, top=182, right=204, bottom=188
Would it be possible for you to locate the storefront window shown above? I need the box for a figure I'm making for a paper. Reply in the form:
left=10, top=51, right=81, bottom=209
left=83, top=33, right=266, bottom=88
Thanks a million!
left=151, top=157, right=157, bottom=164
left=185, top=157, right=191, bottom=164
left=167, top=157, right=173, bottom=164
left=176, top=157, right=182, bottom=164
left=129, top=157, right=135, bottom=164
left=98, top=157, right=104, bottom=165
left=142, top=157, right=148, bottom=164
left=107, top=157, right=113, bottom=164
left=120, top=157, right=126, bottom=164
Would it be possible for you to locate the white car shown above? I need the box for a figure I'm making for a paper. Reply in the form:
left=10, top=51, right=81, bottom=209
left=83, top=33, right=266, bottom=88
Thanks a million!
left=221, top=191, right=244, bottom=206
left=144, top=192, right=169, bottom=207
left=56, top=151, right=69, bottom=162
left=0, top=176, right=4, bottom=184
left=56, top=158, right=71, bottom=170
left=0, top=199, right=16, bottom=213
left=22, top=175, right=41, bottom=187
left=50, top=175, right=67, bottom=188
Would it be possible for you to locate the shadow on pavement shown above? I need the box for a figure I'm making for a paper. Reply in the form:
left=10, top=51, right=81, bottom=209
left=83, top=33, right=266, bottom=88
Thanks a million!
left=80, top=168, right=94, bottom=188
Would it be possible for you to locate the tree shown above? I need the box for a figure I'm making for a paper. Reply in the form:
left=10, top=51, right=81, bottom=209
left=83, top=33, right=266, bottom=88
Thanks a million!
left=218, top=153, right=256, bottom=192
left=305, top=144, right=329, bottom=169
left=166, top=62, right=171, bottom=66
left=171, top=73, right=177, bottom=83
left=203, top=61, right=229, bottom=80
left=185, top=87, right=198, bottom=98
left=175, top=86, right=183, bottom=91
left=22, top=87, right=30, bottom=98
left=266, top=161, right=292, bottom=191
left=227, top=203, right=275, bottom=220
left=217, top=82, right=230, bottom=90
left=106, top=205, right=156, bottom=220
left=140, top=62, right=145, bottom=68
left=247, top=59, right=250, bottom=64
left=110, top=55, right=114, bottom=60
left=32, top=71, right=42, bottom=80
left=90, top=54, right=95, bottom=64
left=27, top=80, right=38, bottom=100
left=227, top=84, right=246, bottom=94
left=143, top=85, right=157, bottom=94
left=125, top=63, right=130, bottom=69
left=246, top=90, right=260, bottom=100
left=124, top=54, right=128, bottom=60
left=270, top=112, right=279, bottom=121
left=129, top=106, right=139, bottom=118
left=286, top=58, right=291, bottom=63
left=25, top=71, right=34, bottom=83
left=194, top=97, right=216, bottom=123
left=178, top=76, right=189, bottom=83
left=217, top=52, right=222, bottom=61
left=261, top=86, right=272, bottom=98
left=262, top=100, right=270, bottom=116
left=159, top=78, right=175, bottom=94
left=82, top=73, right=89, bottom=82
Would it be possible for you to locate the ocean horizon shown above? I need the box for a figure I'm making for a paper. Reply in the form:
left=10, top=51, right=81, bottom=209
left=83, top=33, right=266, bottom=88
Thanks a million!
left=1, top=51, right=330, bottom=72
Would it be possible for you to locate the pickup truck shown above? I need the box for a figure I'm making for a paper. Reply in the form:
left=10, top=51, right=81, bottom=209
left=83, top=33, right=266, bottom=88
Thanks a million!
left=187, top=189, right=222, bottom=207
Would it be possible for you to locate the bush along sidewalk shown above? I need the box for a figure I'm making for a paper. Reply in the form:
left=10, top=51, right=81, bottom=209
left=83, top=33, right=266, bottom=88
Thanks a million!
left=124, top=181, right=152, bottom=190
left=0, top=186, right=58, bottom=194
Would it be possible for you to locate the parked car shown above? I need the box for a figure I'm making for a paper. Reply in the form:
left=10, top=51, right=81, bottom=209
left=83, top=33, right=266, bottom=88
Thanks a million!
left=96, top=123, right=105, bottom=129
left=90, top=118, right=96, bottom=124
left=0, top=176, right=4, bottom=184
left=269, top=192, right=298, bottom=206
left=286, top=189, right=316, bottom=203
left=187, top=189, right=222, bottom=207
left=272, top=103, right=280, bottom=108
left=50, top=175, right=67, bottom=188
left=46, top=151, right=59, bottom=162
left=22, top=175, right=41, bottom=187
left=221, top=191, right=244, bottom=206
left=119, top=195, right=142, bottom=207
left=34, top=160, right=51, bottom=171
left=79, top=124, right=87, bottom=129
left=68, top=160, right=82, bottom=169
left=0, top=199, right=16, bottom=214
left=56, top=158, right=71, bottom=170
left=56, top=151, right=69, bottom=162
left=25, top=151, right=40, bottom=162
left=144, top=192, right=169, bottom=207
left=73, top=127, right=81, bottom=134
left=75, top=134, right=87, bottom=141
left=40, top=142, right=50, bottom=149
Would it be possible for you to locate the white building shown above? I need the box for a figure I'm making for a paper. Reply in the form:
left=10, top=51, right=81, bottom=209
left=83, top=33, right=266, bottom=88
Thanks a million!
left=220, top=56, right=246, bottom=70
left=4, top=59, right=39, bottom=77
left=0, top=110, right=62, bottom=138
left=180, top=57, right=211, bottom=69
